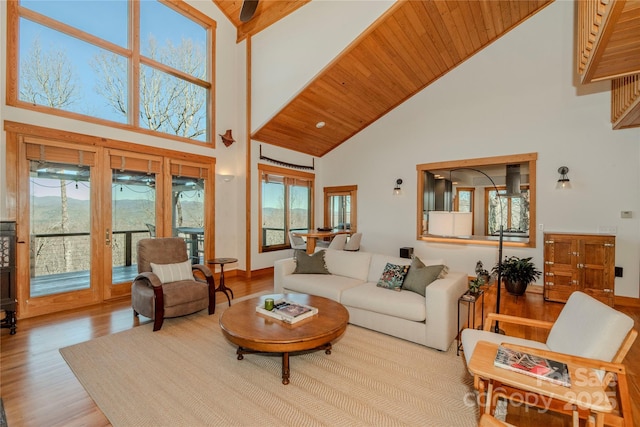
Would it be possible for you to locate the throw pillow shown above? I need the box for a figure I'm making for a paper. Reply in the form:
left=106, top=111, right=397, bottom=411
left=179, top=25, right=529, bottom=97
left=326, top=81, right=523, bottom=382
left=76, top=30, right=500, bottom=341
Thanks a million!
left=402, top=256, right=445, bottom=296
left=376, top=263, right=410, bottom=291
left=293, top=250, right=330, bottom=274
left=150, top=260, right=193, bottom=284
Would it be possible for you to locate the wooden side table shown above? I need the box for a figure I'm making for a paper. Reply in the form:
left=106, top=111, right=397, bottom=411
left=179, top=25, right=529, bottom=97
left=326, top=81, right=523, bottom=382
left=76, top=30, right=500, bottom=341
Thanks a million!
left=207, top=258, right=237, bottom=305
left=457, top=289, right=484, bottom=355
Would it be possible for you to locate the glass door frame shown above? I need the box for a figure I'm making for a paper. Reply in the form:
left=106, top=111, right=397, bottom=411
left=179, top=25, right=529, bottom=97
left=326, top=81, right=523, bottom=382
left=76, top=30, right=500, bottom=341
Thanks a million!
left=5, top=121, right=217, bottom=319
left=14, top=136, right=104, bottom=318
left=104, top=149, right=165, bottom=301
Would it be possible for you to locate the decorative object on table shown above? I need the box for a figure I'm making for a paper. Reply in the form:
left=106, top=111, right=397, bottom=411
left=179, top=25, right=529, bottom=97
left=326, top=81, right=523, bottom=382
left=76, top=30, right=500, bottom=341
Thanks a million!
left=493, top=344, right=571, bottom=387
left=399, top=247, right=414, bottom=259
left=219, top=129, right=235, bottom=147
left=492, top=256, right=541, bottom=296
left=468, top=278, right=483, bottom=296
left=556, top=166, right=571, bottom=190
left=255, top=298, right=318, bottom=324
left=474, top=260, right=490, bottom=285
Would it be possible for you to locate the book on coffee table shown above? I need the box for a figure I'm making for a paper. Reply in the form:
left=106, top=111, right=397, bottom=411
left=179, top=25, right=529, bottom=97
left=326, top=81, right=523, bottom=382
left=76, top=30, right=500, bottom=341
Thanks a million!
left=256, top=299, right=318, bottom=324
left=494, top=345, right=571, bottom=387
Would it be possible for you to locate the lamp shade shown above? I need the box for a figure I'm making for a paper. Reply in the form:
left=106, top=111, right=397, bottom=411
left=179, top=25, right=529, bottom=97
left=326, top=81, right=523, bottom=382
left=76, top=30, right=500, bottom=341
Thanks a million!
left=428, top=211, right=473, bottom=237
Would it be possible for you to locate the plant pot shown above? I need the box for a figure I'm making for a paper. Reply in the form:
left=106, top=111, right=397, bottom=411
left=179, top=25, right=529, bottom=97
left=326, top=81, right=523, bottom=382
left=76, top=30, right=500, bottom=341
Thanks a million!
left=504, top=279, right=527, bottom=296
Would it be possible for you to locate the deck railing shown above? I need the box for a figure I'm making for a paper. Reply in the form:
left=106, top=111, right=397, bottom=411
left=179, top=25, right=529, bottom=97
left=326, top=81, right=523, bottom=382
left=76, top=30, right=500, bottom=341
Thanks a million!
left=612, top=74, right=640, bottom=128
left=577, top=0, right=611, bottom=77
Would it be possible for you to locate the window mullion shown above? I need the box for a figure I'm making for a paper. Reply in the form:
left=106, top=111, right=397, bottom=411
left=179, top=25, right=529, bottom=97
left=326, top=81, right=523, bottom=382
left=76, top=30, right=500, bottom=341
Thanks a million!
left=130, top=0, right=140, bottom=128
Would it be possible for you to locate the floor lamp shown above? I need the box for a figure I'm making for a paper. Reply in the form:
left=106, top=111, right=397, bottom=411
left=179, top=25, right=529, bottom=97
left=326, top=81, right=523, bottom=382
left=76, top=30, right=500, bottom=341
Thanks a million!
left=427, top=168, right=505, bottom=334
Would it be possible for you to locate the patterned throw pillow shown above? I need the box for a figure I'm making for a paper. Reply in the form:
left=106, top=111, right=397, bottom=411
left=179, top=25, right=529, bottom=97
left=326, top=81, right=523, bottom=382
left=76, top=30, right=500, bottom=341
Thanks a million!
left=376, top=263, right=410, bottom=291
left=293, top=250, right=330, bottom=274
left=402, top=256, right=445, bottom=297
left=150, top=260, right=193, bottom=284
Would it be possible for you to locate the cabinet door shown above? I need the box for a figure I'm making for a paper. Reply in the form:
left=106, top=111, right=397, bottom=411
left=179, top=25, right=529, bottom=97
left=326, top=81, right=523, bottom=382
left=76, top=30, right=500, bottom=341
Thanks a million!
left=544, top=235, right=579, bottom=303
left=579, top=237, right=615, bottom=306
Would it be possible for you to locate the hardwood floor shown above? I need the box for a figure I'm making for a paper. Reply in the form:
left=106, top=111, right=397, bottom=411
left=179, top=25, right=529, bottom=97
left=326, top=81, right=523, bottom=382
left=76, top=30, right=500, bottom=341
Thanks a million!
left=1, top=275, right=638, bottom=427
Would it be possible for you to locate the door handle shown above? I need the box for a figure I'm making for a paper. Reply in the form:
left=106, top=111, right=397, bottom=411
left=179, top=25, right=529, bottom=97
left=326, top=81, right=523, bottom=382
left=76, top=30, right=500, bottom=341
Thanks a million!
left=105, top=228, right=111, bottom=246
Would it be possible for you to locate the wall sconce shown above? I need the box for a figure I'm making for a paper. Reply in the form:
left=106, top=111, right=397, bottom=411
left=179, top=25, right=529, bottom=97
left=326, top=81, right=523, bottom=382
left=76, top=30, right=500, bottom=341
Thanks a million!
left=556, top=166, right=571, bottom=190
left=219, top=129, right=235, bottom=147
left=220, top=174, right=235, bottom=182
left=393, top=178, right=403, bottom=196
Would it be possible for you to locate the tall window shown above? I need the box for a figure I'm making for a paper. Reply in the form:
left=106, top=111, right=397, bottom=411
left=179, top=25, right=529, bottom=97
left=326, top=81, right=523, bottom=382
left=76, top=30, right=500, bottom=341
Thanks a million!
left=9, top=0, right=214, bottom=144
left=259, top=165, right=314, bottom=252
left=485, top=186, right=530, bottom=236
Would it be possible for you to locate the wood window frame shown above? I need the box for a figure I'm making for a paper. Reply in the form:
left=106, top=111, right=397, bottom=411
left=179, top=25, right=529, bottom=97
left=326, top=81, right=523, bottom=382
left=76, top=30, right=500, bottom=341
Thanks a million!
left=6, top=0, right=217, bottom=147
left=323, top=185, right=357, bottom=232
left=258, top=164, right=315, bottom=253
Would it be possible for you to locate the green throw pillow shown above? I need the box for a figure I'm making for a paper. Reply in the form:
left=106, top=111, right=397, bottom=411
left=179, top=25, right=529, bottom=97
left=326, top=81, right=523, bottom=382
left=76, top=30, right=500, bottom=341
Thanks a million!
left=293, top=250, right=330, bottom=274
left=402, top=256, right=445, bottom=296
left=376, top=263, right=410, bottom=291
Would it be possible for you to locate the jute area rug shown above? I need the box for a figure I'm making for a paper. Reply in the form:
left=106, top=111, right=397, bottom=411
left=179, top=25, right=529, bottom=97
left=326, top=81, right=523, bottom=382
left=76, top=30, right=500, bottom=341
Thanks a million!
left=60, top=297, right=479, bottom=426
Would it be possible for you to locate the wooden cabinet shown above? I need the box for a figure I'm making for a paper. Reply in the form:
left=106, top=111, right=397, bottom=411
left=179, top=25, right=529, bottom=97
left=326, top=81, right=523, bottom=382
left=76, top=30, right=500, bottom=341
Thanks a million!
left=543, top=232, right=615, bottom=307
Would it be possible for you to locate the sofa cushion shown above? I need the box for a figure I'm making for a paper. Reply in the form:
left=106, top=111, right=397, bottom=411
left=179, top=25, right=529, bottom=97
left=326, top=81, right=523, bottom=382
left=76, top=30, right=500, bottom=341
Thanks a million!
left=402, top=257, right=445, bottom=296
left=376, top=263, right=410, bottom=291
left=367, top=254, right=411, bottom=283
left=280, top=274, right=364, bottom=302
left=341, top=282, right=426, bottom=322
left=150, top=260, right=193, bottom=284
left=293, top=250, right=330, bottom=274
left=324, top=249, right=372, bottom=281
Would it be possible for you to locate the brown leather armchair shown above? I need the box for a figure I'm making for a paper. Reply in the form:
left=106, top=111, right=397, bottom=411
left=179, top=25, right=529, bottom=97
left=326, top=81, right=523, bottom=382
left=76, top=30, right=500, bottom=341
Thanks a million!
left=132, top=237, right=216, bottom=331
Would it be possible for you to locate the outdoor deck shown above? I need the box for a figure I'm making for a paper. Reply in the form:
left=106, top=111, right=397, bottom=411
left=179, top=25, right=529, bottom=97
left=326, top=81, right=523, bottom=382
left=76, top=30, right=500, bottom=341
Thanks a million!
left=31, top=265, right=139, bottom=297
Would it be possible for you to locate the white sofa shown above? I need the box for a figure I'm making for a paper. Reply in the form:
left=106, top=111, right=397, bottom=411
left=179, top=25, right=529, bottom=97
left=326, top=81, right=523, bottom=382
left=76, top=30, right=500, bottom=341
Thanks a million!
left=274, top=249, right=468, bottom=351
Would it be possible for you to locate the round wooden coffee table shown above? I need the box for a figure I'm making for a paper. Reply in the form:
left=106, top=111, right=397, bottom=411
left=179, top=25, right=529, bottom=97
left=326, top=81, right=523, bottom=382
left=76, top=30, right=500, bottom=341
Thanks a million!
left=219, top=293, right=349, bottom=384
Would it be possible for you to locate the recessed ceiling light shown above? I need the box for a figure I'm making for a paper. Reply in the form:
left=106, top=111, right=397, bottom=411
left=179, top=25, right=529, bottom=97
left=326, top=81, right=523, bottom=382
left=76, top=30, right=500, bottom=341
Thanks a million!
left=316, top=121, right=326, bottom=129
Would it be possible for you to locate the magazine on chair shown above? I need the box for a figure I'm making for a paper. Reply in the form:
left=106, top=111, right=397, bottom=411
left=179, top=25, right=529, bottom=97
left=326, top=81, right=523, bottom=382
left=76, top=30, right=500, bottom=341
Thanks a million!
left=494, top=345, right=571, bottom=387
left=256, top=299, right=318, bottom=324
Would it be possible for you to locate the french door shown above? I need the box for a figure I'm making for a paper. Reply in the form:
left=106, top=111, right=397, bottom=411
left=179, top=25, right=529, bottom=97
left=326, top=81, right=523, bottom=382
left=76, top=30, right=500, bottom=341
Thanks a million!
left=17, top=137, right=103, bottom=318
left=10, top=128, right=215, bottom=318
left=104, top=149, right=163, bottom=300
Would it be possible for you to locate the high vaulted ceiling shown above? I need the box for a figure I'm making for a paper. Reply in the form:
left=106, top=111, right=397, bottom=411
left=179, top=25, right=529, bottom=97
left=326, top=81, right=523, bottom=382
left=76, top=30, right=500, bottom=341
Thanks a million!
left=212, top=0, right=310, bottom=42
left=250, top=0, right=554, bottom=157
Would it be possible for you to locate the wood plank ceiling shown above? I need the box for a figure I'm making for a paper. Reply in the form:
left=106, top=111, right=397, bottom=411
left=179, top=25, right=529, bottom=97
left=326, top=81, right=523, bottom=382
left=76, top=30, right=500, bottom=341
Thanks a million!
left=212, top=0, right=310, bottom=42
left=248, top=0, right=554, bottom=157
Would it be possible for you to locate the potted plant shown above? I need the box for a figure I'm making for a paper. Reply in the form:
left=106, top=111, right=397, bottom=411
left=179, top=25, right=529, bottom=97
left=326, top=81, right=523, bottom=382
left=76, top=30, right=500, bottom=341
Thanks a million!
left=468, top=277, right=483, bottom=296
left=492, top=256, right=542, bottom=296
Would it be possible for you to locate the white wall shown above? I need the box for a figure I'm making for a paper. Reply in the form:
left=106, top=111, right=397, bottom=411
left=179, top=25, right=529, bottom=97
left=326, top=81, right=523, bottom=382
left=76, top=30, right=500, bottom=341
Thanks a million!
left=318, top=1, right=640, bottom=297
left=0, top=0, right=245, bottom=266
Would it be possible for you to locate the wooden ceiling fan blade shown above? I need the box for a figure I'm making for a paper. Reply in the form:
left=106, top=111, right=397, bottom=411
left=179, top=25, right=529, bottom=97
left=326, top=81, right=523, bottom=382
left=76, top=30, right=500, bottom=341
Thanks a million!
left=240, top=0, right=259, bottom=22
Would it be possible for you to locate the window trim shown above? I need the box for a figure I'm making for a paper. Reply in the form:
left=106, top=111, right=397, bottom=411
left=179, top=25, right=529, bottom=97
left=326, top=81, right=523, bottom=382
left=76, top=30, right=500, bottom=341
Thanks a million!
left=323, top=185, right=357, bottom=232
left=258, top=164, right=315, bottom=253
left=6, top=0, right=217, bottom=147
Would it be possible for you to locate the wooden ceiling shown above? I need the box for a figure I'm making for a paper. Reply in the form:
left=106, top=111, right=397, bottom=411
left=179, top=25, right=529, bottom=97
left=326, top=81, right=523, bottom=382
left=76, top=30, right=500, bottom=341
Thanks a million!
left=212, top=0, right=310, bottom=42
left=249, top=0, right=553, bottom=157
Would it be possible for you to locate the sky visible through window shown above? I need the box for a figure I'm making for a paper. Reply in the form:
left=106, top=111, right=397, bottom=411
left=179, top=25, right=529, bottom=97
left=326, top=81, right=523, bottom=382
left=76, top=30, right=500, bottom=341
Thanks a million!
left=19, top=0, right=208, bottom=137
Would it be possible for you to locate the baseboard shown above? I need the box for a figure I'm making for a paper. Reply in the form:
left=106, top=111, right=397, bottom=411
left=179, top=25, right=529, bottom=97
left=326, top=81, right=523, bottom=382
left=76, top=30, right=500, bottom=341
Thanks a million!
left=615, top=295, right=640, bottom=308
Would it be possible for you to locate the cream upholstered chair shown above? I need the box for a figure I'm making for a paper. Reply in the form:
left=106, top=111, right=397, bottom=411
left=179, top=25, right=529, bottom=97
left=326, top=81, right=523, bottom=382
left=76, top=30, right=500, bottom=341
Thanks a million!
left=288, top=231, right=307, bottom=250
left=132, top=238, right=215, bottom=331
left=462, top=291, right=637, bottom=424
left=343, top=232, right=362, bottom=251
left=327, top=233, right=348, bottom=250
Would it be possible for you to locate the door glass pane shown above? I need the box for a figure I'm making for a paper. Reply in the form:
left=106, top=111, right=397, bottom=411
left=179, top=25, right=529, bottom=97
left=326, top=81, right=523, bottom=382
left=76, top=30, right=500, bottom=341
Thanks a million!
left=112, top=171, right=156, bottom=283
left=29, top=161, right=91, bottom=297
left=262, top=179, right=285, bottom=247
left=289, top=183, right=310, bottom=232
left=172, top=176, right=204, bottom=263
left=329, top=195, right=351, bottom=230
left=458, top=190, right=471, bottom=213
